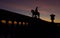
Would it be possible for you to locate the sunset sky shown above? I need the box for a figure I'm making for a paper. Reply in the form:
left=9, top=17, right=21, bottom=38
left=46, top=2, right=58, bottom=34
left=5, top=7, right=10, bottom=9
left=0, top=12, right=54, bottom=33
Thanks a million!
left=0, top=0, right=60, bottom=23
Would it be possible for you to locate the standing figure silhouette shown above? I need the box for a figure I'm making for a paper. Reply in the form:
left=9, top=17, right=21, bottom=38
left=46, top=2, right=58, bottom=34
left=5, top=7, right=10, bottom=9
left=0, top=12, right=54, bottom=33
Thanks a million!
left=35, top=7, right=40, bottom=18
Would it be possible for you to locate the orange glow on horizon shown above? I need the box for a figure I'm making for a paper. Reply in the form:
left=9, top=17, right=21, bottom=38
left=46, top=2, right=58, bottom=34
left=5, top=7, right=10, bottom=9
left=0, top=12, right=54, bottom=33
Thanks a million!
left=40, top=17, right=60, bottom=23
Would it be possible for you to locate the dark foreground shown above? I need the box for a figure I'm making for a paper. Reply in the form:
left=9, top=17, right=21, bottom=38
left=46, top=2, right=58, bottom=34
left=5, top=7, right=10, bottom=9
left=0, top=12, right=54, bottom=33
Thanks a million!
left=0, top=23, right=60, bottom=38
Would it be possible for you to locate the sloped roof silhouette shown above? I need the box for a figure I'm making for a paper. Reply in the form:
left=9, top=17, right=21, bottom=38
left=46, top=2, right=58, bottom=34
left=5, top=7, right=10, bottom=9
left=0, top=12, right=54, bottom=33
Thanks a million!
left=0, top=9, right=60, bottom=38
left=0, top=9, right=60, bottom=25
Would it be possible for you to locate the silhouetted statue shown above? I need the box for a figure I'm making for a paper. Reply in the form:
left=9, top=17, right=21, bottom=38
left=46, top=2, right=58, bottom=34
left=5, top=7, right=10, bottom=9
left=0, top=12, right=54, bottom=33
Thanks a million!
left=31, top=9, right=35, bottom=17
left=35, top=7, right=40, bottom=18
left=50, top=14, right=55, bottom=23
left=31, top=7, right=40, bottom=18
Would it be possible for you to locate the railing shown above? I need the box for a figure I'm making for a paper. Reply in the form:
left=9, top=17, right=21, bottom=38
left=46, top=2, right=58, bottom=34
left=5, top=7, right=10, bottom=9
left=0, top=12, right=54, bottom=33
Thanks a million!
left=0, top=19, right=32, bottom=38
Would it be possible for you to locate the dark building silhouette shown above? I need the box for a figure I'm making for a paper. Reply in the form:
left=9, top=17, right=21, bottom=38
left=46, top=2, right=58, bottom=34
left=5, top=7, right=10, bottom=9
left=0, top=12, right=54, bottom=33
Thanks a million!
left=0, top=9, right=60, bottom=38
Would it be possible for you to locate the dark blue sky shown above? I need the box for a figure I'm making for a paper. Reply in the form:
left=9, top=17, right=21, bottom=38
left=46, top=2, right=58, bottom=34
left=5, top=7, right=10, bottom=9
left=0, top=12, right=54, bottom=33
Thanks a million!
left=0, top=0, right=60, bottom=23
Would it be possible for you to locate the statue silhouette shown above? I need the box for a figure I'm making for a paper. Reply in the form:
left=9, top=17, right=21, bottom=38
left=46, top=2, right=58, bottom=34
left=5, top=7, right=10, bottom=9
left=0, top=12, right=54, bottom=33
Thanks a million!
left=50, top=14, right=55, bottom=23
left=31, top=7, right=40, bottom=18
left=31, top=9, right=35, bottom=17
left=35, top=7, right=40, bottom=18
